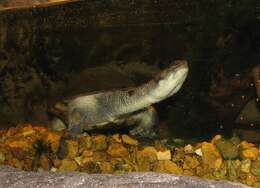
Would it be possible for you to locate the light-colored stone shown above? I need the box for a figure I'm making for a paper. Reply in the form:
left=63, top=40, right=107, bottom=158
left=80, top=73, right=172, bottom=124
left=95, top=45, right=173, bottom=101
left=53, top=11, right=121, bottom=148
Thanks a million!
left=184, top=144, right=194, bottom=154
left=195, top=148, right=202, bottom=156
left=156, top=150, right=171, bottom=160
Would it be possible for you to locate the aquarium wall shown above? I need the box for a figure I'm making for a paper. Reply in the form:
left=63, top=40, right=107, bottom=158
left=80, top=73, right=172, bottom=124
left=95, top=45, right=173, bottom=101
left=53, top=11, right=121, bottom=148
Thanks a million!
left=0, top=0, right=259, bottom=139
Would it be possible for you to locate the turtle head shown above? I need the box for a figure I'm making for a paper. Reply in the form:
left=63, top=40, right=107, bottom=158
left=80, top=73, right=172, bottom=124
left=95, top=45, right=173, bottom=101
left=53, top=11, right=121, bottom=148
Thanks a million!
left=150, top=60, right=189, bottom=101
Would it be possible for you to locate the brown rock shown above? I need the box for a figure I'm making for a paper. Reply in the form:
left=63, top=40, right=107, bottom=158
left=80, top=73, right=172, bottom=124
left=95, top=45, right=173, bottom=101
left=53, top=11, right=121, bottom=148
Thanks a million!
left=155, top=160, right=183, bottom=174
left=92, top=135, right=107, bottom=151
left=154, top=140, right=167, bottom=151
left=183, top=169, right=194, bottom=176
left=136, top=146, right=157, bottom=171
left=107, top=143, right=128, bottom=158
left=121, top=135, right=138, bottom=146
left=59, top=159, right=78, bottom=172
left=211, top=135, right=222, bottom=144
left=99, top=161, right=113, bottom=173
left=245, top=173, right=257, bottom=186
left=240, top=147, right=259, bottom=160
left=201, top=142, right=222, bottom=169
left=112, top=134, right=122, bottom=143
left=93, top=151, right=110, bottom=162
left=66, top=140, right=78, bottom=159
left=139, top=147, right=157, bottom=161
left=80, top=161, right=101, bottom=173
left=79, top=136, right=92, bottom=153
left=43, top=132, right=61, bottom=153
left=183, top=155, right=200, bottom=169
left=239, top=141, right=255, bottom=150
left=40, top=154, right=51, bottom=171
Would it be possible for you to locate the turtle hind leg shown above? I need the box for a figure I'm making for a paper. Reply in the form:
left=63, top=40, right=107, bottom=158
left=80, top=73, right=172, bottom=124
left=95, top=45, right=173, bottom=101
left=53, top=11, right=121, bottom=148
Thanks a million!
left=129, top=106, right=159, bottom=138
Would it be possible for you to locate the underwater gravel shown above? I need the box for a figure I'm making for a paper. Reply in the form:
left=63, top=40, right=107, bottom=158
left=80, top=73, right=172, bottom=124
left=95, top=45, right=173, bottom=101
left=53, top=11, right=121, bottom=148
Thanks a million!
left=0, top=165, right=250, bottom=188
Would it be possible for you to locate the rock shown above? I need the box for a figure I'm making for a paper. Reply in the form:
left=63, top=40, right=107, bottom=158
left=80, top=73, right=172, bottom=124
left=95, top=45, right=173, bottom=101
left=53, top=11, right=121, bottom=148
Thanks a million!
left=137, top=147, right=157, bottom=171
left=195, top=148, right=202, bottom=156
left=215, top=139, right=239, bottom=159
left=121, top=135, right=138, bottom=146
left=154, top=140, right=168, bottom=151
left=107, top=143, right=128, bottom=158
left=21, top=127, right=36, bottom=137
left=79, top=136, right=92, bottom=153
left=226, top=160, right=239, bottom=181
left=240, top=147, right=259, bottom=160
left=112, top=134, right=122, bottom=143
left=156, top=150, right=171, bottom=160
left=245, top=174, right=257, bottom=186
left=78, top=150, right=94, bottom=165
left=234, top=129, right=260, bottom=143
left=254, top=182, right=260, bottom=188
left=183, top=169, right=194, bottom=176
left=211, top=135, right=222, bottom=144
left=0, top=152, right=5, bottom=164
left=80, top=162, right=101, bottom=174
left=235, top=99, right=260, bottom=126
left=201, top=142, right=223, bottom=169
left=183, top=155, right=200, bottom=169
left=93, top=151, right=110, bottom=162
left=66, top=140, right=79, bottom=159
left=140, top=147, right=157, bottom=161
left=184, top=144, right=194, bottom=154
left=113, top=162, right=133, bottom=173
left=92, top=135, right=107, bottom=151
left=42, top=132, right=61, bottom=153
left=239, top=141, right=255, bottom=150
left=251, top=161, right=260, bottom=176
left=230, top=136, right=241, bottom=145
left=39, top=154, right=51, bottom=171
left=213, top=165, right=227, bottom=179
left=155, top=160, right=183, bottom=174
left=59, top=159, right=78, bottom=172
left=240, top=159, right=251, bottom=173
left=196, top=166, right=208, bottom=177
left=99, top=161, right=113, bottom=173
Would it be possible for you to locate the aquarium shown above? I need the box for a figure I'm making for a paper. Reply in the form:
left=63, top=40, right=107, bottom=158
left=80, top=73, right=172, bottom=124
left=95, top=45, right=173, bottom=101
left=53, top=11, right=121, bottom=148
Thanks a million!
left=0, top=0, right=259, bottom=187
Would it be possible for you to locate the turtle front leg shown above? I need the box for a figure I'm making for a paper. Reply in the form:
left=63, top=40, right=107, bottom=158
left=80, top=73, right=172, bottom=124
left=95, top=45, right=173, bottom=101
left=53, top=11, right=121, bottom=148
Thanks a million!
left=67, top=109, right=85, bottom=135
left=129, top=106, right=159, bottom=138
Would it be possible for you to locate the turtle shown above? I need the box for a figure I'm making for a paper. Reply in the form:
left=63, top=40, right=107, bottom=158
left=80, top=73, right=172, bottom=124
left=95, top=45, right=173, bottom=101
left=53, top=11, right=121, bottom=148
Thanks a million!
left=48, top=60, right=189, bottom=138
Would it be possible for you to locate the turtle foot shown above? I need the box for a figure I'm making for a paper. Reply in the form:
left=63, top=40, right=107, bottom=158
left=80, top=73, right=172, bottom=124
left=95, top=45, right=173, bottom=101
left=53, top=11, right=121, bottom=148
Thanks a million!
left=129, top=126, right=158, bottom=139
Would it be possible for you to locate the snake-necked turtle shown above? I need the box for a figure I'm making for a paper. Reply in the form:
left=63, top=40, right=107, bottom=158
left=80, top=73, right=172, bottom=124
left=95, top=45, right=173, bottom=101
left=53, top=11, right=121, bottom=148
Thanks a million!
left=48, top=60, right=189, bottom=138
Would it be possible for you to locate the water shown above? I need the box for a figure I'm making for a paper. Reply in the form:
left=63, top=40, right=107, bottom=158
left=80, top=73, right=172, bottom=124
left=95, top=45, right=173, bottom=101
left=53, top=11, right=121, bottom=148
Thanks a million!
left=0, top=0, right=259, bottom=142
